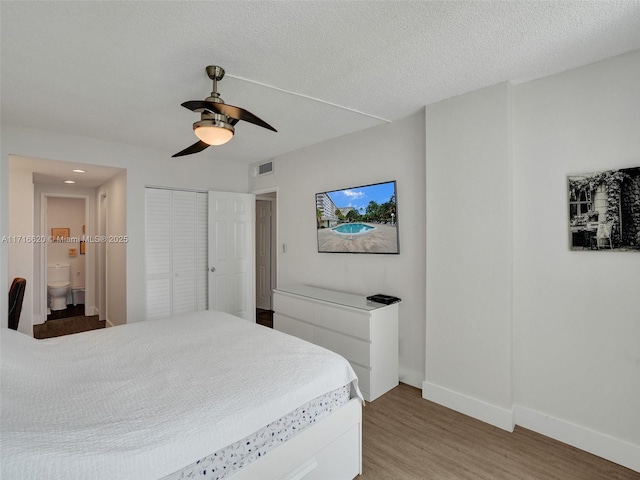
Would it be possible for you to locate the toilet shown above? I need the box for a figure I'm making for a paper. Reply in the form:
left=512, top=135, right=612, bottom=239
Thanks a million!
left=47, top=264, right=71, bottom=311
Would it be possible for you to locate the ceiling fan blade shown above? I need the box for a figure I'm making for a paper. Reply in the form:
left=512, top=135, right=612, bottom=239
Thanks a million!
left=215, top=103, right=277, bottom=132
left=181, top=100, right=277, bottom=132
left=172, top=140, right=210, bottom=158
left=181, top=100, right=213, bottom=112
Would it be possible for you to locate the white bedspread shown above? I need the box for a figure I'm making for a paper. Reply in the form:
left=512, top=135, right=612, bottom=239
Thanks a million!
left=1, top=310, right=362, bottom=480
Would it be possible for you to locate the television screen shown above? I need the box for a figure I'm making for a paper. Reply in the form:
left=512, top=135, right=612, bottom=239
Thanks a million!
left=316, top=180, right=399, bottom=254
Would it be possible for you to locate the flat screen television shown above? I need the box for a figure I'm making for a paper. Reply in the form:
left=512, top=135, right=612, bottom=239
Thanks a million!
left=316, top=180, right=399, bottom=254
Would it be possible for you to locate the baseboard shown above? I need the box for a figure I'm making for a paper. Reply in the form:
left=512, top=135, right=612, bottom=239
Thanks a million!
left=399, top=367, right=423, bottom=389
left=515, top=406, right=640, bottom=473
left=421, top=381, right=639, bottom=473
left=105, top=318, right=115, bottom=328
left=422, top=380, right=514, bottom=431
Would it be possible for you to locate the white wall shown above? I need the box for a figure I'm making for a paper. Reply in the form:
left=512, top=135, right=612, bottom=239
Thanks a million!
left=7, top=164, right=35, bottom=335
left=1, top=125, right=249, bottom=330
left=423, top=50, right=640, bottom=472
left=46, top=196, right=85, bottom=275
left=250, top=111, right=426, bottom=387
left=512, top=50, right=640, bottom=468
left=424, top=82, right=513, bottom=429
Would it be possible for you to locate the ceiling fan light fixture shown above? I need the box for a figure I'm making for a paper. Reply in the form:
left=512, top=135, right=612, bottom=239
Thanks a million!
left=193, top=119, right=235, bottom=146
left=172, top=65, right=276, bottom=157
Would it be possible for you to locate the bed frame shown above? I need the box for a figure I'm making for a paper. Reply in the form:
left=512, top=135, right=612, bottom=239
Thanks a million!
left=229, top=398, right=362, bottom=480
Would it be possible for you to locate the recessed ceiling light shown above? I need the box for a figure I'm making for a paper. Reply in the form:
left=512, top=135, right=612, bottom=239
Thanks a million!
left=64, top=180, right=75, bottom=184
left=72, top=169, right=86, bottom=173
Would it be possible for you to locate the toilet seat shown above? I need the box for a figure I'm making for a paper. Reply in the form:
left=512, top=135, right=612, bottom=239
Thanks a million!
left=48, top=281, right=70, bottom=288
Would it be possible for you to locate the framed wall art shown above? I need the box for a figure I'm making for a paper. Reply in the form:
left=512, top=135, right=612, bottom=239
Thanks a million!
left=568, top=166, right=640, bottom=251
left=51, top=227, right=70, bottom=241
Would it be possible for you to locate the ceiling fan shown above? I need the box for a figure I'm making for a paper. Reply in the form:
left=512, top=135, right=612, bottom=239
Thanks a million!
left=172, top=66, right=277, bottom=157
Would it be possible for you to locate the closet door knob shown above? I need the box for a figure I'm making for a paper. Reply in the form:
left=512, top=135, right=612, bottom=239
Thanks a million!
left=210, top=267, right=216, bottom=272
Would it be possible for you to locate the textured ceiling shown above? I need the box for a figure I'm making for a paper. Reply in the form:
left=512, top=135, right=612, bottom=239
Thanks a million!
left=2, top=1, right=640, bottom=170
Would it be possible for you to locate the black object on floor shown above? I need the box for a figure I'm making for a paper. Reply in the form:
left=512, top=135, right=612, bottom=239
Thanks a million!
left=47, top=304, right=85, bottom=321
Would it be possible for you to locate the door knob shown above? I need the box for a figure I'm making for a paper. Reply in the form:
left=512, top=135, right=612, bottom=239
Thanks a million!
left=210, top=267, right=216, bottom=272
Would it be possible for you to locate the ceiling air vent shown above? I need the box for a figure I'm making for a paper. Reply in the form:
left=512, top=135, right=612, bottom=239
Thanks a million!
left=258, top=161, right=273, bottom=176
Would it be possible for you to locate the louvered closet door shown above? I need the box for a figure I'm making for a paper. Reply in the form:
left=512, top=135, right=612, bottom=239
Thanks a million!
left=146, top=189, right=172, bottom=320
left=171, top=191, right=197, bottom=315
left=145, top=188, right=208, bottom=320
left=194, top=192, right=208, bottom=311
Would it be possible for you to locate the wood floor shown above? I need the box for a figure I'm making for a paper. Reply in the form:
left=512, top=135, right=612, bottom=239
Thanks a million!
left=256, top=308, right=274, bottom=328
left=361, top=383, right=639, bottom=480
left=46, top=303, right=85, bottom=321
left=33, top=314, right=105, bottom=339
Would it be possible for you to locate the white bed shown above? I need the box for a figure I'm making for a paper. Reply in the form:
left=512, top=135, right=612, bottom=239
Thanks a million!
left=0, top=310, right=363, bottom=480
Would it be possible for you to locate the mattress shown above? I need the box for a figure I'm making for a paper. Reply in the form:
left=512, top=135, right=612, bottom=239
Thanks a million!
left=1, top=310, right=363, bottom=480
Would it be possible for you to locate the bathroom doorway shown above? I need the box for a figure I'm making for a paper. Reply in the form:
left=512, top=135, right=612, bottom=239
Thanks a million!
left=41, top=194, right=90, bottom=321
left=8, top=155, right=125, bottom=335
left=255, top=190, right=277, bottom=328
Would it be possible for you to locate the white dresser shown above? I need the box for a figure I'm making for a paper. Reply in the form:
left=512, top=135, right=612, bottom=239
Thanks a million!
left=273, top=285, right=399, bottom=401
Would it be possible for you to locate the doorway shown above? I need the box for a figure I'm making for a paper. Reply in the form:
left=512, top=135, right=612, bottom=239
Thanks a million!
left=42, top=195, right=89, bottom=321
left=98, top=191, right=108, bottom=322
left=7, top=155, right=125, bottom=335
left=255, top=192, right=276, bottom=327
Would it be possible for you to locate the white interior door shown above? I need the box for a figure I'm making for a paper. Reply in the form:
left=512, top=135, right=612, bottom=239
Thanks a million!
left=208, top=191, right=255, bottom=321
left=255, top=200, right=272, bottom=310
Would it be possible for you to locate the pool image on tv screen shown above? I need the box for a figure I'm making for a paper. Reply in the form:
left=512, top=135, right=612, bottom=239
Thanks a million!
left=315, top=180, right=399, bottom=254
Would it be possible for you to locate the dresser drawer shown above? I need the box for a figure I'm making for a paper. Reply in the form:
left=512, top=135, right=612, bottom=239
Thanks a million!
left=276, top=293, right=371, bottom=341
left=274, top=313, right=314, bottom=343
left=274, top=293, right=314, bottom=322
left=313, top=302, right=371, bottom=341
left=313, top=328, right=371, bottom=368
